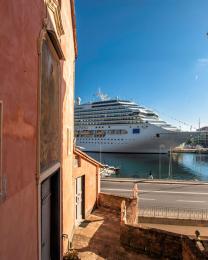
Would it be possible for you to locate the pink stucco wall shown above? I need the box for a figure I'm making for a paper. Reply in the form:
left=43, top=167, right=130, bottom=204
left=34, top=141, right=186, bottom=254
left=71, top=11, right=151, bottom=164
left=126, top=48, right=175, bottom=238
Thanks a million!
left=0, top=1, right=43, bottom=259
left=0, top=0, right=77, bottom=258
left=73, top=154, right=100, bottom=218
left=60, top=0, right=77, bottom=252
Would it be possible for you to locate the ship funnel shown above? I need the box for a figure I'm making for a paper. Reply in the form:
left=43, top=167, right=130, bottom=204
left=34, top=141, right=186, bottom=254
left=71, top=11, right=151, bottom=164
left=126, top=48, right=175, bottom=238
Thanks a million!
left=76, top=97, right=81, bottom=105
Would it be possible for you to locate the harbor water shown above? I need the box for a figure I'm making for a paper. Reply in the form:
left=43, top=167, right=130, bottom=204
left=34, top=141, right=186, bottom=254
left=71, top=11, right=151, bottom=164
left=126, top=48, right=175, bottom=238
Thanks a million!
left=87, top=152, right=208, bottom=181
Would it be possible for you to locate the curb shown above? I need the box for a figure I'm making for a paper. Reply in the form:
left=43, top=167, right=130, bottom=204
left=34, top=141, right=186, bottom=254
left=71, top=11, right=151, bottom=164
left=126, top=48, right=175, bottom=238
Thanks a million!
left=101, top=178, right=208, bottom=185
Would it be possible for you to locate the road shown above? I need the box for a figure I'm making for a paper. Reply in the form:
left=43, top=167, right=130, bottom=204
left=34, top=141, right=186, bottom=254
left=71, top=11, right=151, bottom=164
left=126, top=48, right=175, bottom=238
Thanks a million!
left=101, top=179, right=208, bottom=210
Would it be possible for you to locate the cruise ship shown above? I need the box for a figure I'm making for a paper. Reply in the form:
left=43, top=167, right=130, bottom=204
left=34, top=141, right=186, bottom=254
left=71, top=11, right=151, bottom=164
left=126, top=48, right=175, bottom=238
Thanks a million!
left=74, top=95, right=199, bottom=153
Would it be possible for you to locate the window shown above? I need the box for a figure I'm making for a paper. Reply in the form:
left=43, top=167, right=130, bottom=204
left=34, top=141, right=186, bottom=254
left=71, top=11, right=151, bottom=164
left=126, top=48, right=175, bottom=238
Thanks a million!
left=40, top=36, right=61, bottom=171
left=107, top=129, right=128, bottom=135
left=74, top=155, right=81, bottom=167
left=133, top=128, right=140, bottom=134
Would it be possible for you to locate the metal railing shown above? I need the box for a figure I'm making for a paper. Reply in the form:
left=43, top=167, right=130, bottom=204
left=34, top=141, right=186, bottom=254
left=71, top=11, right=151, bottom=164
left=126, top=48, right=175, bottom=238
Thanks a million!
left=139, top=206, right=208, bottom=220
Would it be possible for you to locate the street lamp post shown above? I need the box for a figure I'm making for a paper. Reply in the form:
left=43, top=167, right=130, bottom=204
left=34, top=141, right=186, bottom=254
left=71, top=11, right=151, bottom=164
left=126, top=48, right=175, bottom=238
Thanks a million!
left=159, top=147, right=161, bottom=179
left=159, top=144, right=165, bottom=179
left=99, top=137, right=102, bottom=163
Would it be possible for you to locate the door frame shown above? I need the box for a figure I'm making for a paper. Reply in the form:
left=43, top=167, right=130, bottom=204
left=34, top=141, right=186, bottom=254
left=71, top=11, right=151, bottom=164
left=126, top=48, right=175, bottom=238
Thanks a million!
left=38, top=162, right=61, bottom=260
left=75, top=175, right=85, bottom=226
left=37, top=28, right=63, bottom=260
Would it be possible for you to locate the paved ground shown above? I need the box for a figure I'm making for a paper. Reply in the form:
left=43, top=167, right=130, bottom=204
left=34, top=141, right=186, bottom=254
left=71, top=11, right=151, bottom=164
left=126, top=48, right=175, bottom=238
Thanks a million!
left=72, top=207, right=154, bottom=260
left=101, top=179, right=208, bottom=210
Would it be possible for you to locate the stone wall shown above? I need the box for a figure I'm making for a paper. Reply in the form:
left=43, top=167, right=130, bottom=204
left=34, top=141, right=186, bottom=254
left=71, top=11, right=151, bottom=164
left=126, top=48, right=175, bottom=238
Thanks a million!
left=98, top=193, right=138, bottom=224
left=182, top=237, right=208, bottom=260
left=120, top=223, right=208, bottom=259
left=98, top=193, right=208, bottom=259
left=121, top=224, right=183, bottom=259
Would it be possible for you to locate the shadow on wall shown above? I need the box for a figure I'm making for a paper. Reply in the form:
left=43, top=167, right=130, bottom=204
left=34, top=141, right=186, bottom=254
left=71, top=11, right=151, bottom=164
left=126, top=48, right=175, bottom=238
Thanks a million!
left=119, top=197, right=208, bottom=260
left=72, top=192, right=208, bottom=260
left=71, top=192, right=147, bottom=260
left=72, top=207, right=149, bottom=260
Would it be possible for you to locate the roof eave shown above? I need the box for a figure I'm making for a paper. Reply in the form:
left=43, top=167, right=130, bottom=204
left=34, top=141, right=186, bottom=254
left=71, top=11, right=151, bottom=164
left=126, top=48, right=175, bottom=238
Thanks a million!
left=70, top=0, right=78, bottom=59
left=74, top=147, right=103, bottom=167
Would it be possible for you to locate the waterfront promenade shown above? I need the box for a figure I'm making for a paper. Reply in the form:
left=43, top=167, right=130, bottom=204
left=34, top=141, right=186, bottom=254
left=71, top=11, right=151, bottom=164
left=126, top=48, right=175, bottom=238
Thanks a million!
left=101, top=178, right=208, bottom=211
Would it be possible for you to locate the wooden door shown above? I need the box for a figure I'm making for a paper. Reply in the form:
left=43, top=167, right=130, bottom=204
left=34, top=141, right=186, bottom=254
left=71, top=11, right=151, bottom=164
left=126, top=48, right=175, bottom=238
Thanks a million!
left=41, top=172, right=60, bottom=260
left=41, top=178, right=51, bottom=260
left=75, top=177, right=83, bottom=224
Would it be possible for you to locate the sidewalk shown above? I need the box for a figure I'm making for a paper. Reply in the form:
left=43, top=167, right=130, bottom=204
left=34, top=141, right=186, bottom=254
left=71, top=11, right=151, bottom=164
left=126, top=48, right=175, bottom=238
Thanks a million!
left=139, top=222, right=208, bottom=239
left=72, top=207, right=154, bottom=260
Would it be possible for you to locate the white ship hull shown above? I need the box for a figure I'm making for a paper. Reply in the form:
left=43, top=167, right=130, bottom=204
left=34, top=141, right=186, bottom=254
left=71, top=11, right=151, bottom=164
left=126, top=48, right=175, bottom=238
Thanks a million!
left=76, top=123, right=197, bottom=154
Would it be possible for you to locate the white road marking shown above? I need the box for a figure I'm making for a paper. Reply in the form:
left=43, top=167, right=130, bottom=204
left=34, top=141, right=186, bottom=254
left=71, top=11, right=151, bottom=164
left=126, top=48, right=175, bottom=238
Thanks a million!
left=101, top=188, right=208, bottom=195
left=101, top=188, right=131, bottom=192
left=177, top=200, right=206, bottom=203
left=140, top=198, right=156, bottom=201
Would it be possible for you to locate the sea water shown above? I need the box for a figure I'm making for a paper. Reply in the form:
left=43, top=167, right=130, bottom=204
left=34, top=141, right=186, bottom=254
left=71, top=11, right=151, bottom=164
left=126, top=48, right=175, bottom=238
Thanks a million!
left=87, top=152, right=208, bottom=181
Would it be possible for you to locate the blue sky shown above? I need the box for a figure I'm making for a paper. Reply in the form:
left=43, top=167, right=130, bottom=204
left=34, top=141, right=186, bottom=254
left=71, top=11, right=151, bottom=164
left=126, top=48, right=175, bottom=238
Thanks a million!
left=75, top=0, right=208, bottom=130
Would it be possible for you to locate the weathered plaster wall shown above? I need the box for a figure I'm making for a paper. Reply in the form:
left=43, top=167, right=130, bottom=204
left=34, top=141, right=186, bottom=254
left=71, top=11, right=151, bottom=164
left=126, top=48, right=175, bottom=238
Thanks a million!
left=73, top=156, right=99, bottom=218
left=60, top=0, right=76, bottom=252
left=0, top=0, right=77, bottom=257
left=0, top=183, right=38, bottom=259
left=0, top=0, right=44, bottom=259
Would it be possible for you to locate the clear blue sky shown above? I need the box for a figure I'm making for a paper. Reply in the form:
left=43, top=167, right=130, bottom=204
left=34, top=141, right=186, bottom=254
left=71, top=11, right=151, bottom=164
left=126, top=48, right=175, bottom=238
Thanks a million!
left=75, top=0, right=208, bottom=130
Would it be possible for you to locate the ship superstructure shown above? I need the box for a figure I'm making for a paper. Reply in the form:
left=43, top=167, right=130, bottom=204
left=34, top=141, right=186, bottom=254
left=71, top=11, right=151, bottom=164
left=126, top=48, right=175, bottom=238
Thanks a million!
left=74, top=96, right=197, bottom=153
